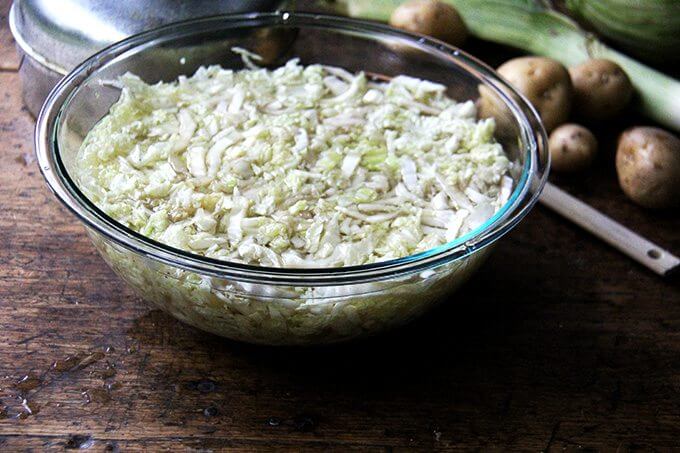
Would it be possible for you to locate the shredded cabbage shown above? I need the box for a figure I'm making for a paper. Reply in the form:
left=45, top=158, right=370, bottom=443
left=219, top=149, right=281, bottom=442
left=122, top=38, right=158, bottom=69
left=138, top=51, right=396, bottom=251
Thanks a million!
left=77, top=57, right=513, bottom=268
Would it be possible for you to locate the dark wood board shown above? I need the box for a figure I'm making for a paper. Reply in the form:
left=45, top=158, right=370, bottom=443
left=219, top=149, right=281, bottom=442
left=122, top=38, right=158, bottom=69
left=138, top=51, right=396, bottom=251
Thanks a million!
left=0, top=0, right=17, bottom=70
left=1, top=0, right=679, bottom=450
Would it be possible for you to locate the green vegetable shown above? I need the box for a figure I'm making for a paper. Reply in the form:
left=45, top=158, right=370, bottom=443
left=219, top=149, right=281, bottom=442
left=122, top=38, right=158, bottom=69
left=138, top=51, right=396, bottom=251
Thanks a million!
left=92, top=230, right=491, bottom=345
left=328, top=0, right=680, bottom=132
left=77, top=54, right=512, bottom=269
left=566, top=0, right=680, bottom=64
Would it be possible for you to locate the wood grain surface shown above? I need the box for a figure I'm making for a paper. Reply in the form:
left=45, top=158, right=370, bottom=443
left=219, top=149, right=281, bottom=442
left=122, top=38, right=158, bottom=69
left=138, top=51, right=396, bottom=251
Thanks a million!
left=0, top=1, right=17, bottom=70
left=1, top=0, right=679, bottom=450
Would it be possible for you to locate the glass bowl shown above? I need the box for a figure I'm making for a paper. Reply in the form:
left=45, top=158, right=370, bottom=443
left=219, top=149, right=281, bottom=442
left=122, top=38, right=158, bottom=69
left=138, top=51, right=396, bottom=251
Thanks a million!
left=35, top=12, right=548, bottom=345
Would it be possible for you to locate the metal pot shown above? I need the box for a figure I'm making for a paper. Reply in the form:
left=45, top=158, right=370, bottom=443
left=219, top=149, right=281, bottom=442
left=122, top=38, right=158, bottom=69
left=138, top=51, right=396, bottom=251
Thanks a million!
left=9, top=0, right=283, bottom=116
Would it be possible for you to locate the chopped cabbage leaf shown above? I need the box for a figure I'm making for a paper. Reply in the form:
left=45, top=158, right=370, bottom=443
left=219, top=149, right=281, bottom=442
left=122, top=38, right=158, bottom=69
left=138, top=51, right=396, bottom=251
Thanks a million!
left=77, top=57, right=512, bottom=268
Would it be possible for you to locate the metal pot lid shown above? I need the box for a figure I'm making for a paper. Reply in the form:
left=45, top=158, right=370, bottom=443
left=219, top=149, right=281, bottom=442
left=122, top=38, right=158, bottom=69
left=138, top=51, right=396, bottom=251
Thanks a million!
left=9, top=0, right=283, bottom=74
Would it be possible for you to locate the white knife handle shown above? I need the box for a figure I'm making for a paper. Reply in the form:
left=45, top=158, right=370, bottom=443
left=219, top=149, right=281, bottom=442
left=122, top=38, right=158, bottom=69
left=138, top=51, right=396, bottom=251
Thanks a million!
left=539, top=182, right=680, bottom=276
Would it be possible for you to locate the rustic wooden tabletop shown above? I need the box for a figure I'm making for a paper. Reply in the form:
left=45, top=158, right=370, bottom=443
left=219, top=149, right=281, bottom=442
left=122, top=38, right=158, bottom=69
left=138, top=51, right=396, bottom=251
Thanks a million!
left=1, top=0, right=679, bottom=450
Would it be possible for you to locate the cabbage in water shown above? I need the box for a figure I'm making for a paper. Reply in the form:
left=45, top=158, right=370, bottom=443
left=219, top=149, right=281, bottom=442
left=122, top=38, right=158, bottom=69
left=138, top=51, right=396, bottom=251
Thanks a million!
left=77, top=55, right=512, bottom=268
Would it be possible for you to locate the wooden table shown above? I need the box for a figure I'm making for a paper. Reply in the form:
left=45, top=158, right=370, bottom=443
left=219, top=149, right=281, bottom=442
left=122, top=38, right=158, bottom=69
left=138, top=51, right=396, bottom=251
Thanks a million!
left=1, top=1, right=679, bottom=450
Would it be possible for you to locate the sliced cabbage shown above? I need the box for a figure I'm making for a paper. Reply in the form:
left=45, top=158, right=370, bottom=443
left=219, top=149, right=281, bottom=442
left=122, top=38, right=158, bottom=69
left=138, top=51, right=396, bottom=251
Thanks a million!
left=77, top=55, right=512, bottom=268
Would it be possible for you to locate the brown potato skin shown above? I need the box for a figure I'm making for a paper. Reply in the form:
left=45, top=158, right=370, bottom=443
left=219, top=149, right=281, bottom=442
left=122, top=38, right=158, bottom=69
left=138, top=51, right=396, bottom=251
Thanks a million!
left=251, top=28, right=298, bottom=64
left=389, top=0, right=468, bottom=47
left=476, top=84, right=517, bottom=139
left=497, top=57, right=572, bottom=132
left=549, top=124, right=598, bottom=173
left=569, top=59, right=633, bottom=120
left=616, top=127, right=680, bottom=209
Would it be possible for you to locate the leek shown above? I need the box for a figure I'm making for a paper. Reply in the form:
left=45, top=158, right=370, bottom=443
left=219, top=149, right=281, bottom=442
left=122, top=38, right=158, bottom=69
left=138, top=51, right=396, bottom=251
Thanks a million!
left=327, top=0, right=680, bottom=131
left=566, top=0, right=680, bottom=64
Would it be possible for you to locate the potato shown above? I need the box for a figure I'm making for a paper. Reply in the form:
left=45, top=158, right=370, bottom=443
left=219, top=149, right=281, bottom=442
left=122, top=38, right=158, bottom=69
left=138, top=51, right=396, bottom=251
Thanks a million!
left=616, top=127, right=680, bottom=209
left=496, top=57, right=572, bottom=132
left=251, top=28, right=299, bottom=65
left=569, top=59, right=633, bottom=120
left=476, top=84, right=517, bottom=139
left=389, top=0, right=468, bottom=47
left=548, top=124, right=598, bottom=172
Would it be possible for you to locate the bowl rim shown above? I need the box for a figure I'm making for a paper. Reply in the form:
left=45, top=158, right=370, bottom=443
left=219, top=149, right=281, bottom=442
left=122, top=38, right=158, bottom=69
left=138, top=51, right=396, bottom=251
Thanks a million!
left=35, top=11, right=549, bottom=286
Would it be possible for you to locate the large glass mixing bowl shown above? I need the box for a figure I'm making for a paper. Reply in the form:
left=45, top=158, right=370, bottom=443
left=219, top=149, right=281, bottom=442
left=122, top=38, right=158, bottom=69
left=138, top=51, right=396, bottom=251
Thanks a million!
left=35, top=12, right=548, bottom=345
